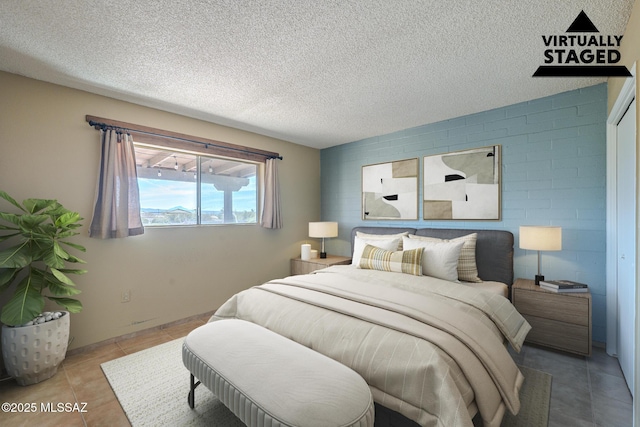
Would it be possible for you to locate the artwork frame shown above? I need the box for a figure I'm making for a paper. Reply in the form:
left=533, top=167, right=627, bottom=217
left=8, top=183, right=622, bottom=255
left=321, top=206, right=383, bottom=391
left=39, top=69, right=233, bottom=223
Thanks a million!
left=423, top=145, right=501, bottom=220
left=362, top=158, right=419, bottom=220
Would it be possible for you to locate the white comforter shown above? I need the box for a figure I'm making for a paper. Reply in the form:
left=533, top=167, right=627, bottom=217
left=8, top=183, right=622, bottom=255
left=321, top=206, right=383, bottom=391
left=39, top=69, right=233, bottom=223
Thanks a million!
left=212, top=266, right=530, bottom=427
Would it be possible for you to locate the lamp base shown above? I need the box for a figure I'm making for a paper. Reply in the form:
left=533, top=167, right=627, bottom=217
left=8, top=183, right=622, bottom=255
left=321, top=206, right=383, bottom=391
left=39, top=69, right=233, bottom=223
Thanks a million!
left=535, top=274, right=544, bottom=285
left=320, top=252, right=327, bottom=259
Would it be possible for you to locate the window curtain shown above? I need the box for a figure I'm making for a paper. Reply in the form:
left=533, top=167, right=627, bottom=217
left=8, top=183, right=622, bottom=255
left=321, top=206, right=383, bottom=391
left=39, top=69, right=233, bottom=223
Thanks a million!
left=90, top=129, right=145, bottom=238
left=261, top=158, right=283, bottom=229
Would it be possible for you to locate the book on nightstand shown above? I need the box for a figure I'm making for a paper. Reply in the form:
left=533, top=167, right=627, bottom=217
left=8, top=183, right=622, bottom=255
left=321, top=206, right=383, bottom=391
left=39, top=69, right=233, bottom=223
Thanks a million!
left=539, top=280, right=589, bottom=293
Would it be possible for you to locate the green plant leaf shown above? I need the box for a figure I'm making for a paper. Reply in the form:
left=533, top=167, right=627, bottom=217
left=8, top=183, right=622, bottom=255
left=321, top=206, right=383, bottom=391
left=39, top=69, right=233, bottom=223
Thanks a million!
left=47, top=297, right=82, bottom=313
left=55, top=212, right=81, bottom=228
left=56, top=268, right=88, bottom=276
left=36, top=268, right=56, bottom=284
left=0, top=212, right=22, bottom=226
left=66, top=254, right=87, bottom=264
left=0, top=231, right=21, bottom=242
left=0, top=191, right=26, bottom=213
left=46, top=203, right=67, bottom=217
left=19, top=214, right=50, bottom=231
left=0, top=268, right=18, bottom=290
left=43, top=246, right=65, bottom=269
left=50, top=268, right=76, bottom=286
left=39, top=223, right=57, bottom=235
left=47, top=280, right=82, bottom=296
left=0, top=242, right=31, bottom=268
left=30, top=234, right=54, bottom=247
left=23, top=198, right=57, bottom=214
left=53, top=241, right=70, bottom=260
left=0, top=276, right=45, bottom=326
left=59, top=240, right=86, bottom=252
left=58, top=230, right=81, bottom=239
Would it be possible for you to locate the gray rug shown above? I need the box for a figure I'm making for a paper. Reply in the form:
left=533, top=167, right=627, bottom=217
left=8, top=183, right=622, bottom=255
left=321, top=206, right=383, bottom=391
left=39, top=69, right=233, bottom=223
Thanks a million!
left=502, top=366, right=552, bottom=427
left=101, top=338, right=551, bottom=427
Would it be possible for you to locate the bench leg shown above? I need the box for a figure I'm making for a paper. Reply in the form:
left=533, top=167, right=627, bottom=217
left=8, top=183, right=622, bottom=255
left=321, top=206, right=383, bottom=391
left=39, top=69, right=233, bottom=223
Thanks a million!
left=188, top=373, right=201, bottom=409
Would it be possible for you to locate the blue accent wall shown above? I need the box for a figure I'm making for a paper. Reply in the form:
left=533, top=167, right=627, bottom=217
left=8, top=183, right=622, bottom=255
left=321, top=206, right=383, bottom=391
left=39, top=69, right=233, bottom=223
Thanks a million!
left=320, top=83, right=607, bottom=342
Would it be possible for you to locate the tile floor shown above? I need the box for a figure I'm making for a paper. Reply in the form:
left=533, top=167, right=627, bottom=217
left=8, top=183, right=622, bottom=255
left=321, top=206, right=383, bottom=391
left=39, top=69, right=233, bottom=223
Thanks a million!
left=0, top=314, right=210, bottom=427
left=509, top=344, right=633, bottom=427
left=0, top=316, right=633, bottom=427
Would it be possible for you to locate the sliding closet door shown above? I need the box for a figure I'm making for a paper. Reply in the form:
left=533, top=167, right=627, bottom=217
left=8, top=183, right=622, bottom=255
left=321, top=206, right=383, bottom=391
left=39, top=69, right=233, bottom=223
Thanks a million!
left=616, top=97, right=636, bottom=396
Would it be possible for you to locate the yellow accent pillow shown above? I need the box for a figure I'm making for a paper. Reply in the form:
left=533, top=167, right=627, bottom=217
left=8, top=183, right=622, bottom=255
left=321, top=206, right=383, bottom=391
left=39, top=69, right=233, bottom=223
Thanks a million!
left=358, top=244, right=423, bottom=276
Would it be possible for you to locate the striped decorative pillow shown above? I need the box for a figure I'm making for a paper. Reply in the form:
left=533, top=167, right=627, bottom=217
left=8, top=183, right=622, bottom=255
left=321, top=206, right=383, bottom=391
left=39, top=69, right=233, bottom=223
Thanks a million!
left=407, top=233, right=481, bottom=282
left=358, top=244, right=423, bottom=276
left=352, top=234, right=405, bottom=265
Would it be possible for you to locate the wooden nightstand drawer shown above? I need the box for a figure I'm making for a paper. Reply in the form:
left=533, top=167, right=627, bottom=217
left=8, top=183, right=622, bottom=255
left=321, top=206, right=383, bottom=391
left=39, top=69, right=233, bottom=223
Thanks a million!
left=523, top=314, right=591, bottom=355
left=291, top=256, right=351, bottom=275
left=514, top=289, right=589, bottom=327
left=512, top=278, right=592, bottom=356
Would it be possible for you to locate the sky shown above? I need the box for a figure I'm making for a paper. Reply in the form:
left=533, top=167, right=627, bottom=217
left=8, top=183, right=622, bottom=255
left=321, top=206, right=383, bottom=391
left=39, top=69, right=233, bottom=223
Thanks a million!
left=137, top=175, right=257, bottom=212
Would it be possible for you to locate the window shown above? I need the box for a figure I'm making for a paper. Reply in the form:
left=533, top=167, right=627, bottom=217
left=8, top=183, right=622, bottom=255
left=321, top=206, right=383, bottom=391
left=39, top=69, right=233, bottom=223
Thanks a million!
left=134, top=145, right=258, bottom=226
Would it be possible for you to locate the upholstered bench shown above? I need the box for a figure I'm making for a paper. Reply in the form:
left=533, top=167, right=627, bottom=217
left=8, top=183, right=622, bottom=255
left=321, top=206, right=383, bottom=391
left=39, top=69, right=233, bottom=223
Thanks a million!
left=182, top=319, right=375, bottom=427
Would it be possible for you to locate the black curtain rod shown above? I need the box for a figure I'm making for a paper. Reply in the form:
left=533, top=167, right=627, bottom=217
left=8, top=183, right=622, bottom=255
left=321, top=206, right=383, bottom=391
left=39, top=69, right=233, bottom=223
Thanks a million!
left=88, top=120, right=283, bottom=161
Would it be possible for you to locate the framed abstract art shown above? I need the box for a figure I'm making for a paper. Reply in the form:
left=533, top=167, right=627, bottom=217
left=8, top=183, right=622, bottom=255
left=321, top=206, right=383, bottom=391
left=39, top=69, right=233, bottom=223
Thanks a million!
left=362, top=158, right=419, bottom=220
left=423, top=145, right=501, bottom=220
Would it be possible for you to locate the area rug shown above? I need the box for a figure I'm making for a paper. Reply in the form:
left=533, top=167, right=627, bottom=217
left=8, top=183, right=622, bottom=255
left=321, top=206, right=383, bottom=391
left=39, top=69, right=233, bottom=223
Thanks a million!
left=101, top=338, right=240, bottom=427
left=500, top=366, right=552, bottom=427
left=101, top=338, right=552, bottom=427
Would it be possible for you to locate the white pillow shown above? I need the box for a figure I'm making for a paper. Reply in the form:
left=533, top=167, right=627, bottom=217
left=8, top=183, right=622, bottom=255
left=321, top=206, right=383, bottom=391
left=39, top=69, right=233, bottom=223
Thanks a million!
left=402, top=236, right=465, bottom=281
left=355, top=231, right=409, bottom=249
left=352, top=235, right=404, bottom=266
left=356, top=231, right=409, bottom=240
left=408, top=233, right=481, bottom=282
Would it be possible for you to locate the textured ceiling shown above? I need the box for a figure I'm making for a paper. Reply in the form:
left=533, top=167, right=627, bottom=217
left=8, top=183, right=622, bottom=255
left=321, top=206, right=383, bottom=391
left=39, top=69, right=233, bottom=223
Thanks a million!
left=0, top=1, right=634, bottom=149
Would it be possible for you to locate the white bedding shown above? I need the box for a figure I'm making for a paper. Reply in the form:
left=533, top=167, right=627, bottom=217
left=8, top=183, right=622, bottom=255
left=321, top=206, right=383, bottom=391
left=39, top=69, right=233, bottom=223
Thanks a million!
left=460, top=280, right=509, bottom=298
left=212, top=266, right=529, bottom=427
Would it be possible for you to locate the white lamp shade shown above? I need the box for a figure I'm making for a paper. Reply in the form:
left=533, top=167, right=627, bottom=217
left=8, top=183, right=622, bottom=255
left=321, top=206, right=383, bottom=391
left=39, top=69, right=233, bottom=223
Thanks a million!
left=309, top=222, right=338, bottom=238
left=519, top=226, right=562, bottom=251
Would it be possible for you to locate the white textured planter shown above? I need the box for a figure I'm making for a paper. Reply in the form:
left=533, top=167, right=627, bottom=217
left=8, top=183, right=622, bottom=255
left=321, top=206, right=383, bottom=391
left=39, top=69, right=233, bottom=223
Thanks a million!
left=1, top=311, right=70, bottom=386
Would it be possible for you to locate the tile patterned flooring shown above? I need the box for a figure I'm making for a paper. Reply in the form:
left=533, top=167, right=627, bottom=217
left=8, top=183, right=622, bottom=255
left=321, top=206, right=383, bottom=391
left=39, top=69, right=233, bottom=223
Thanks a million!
left=509, top=344, right=633, bottom=427
left=0, top=315, right=633, bottom=427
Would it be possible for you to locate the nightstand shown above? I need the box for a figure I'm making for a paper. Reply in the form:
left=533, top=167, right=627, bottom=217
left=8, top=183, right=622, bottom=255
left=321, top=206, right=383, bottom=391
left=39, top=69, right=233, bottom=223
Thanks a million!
left=512, top=278, right=592, bottom=356
left=290, top=255, right=351, bottom=275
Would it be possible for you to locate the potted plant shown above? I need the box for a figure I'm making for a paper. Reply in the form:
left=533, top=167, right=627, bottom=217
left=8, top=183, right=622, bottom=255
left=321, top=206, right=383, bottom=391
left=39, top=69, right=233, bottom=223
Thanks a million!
left=0, top=191, right=87, bottom=385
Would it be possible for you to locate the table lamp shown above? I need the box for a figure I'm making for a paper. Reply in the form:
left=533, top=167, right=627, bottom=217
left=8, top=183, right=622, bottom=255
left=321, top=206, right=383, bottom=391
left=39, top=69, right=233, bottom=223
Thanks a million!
left=519, top=226, right=562, bottom=285
left=309, top=222, right=338, bottom=259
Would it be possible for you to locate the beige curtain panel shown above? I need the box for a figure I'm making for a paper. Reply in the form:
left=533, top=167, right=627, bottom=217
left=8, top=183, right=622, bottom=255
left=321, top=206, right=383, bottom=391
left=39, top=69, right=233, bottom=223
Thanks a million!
left=261, top=158, right=283, bottom=229
left=90, top=130, right=144, bottom=238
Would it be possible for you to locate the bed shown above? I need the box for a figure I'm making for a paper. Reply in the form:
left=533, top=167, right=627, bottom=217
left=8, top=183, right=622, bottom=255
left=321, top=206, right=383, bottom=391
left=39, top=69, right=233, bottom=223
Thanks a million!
left=211, top=227, right=530, bottom=427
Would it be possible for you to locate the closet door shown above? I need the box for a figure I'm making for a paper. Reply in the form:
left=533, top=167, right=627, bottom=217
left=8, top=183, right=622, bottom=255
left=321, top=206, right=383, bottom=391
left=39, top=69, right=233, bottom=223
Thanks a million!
left=616, top=97, right=636, bottom=395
